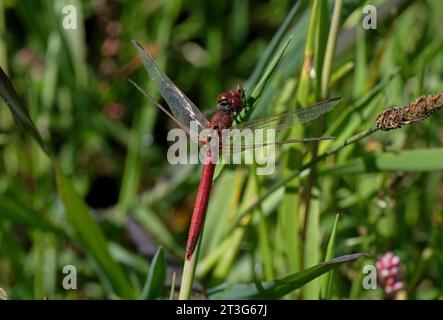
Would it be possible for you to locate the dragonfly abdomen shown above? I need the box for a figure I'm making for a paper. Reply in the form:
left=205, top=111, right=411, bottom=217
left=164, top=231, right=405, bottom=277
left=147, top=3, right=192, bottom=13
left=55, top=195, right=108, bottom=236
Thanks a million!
left=186, top=157, right=216, bottom=259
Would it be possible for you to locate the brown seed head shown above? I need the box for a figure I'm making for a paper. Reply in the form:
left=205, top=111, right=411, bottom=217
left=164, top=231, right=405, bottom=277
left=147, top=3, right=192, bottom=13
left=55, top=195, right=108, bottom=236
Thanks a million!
left=375, top=92, right=443, bottom=131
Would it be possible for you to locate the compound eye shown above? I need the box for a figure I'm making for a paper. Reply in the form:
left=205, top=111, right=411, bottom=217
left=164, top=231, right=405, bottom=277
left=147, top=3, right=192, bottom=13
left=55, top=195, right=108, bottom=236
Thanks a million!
left=218, top=99, right=232, bottom=113
left=219, top=99, right=229, bottom=107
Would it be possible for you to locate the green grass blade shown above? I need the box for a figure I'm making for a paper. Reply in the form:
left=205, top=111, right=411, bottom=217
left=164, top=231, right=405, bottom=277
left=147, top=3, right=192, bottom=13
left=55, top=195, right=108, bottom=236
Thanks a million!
left=353, top=19, right=368, bottom=98
left=211, top=173, right=256, bottom=283
left=52, top=0, right=87, bottom=87
left=207, top=253, right=368, bottom=299
left=41, top=33, right=61, bottom=109
left=30, top=232, right=57, bottom=299
left=53, top=161, right=134, bottom=298
left=296, top=0, right=320, bottom=105
left=140, top=246, right=166, bottom=300
left=303, top=199, right=320, bottom=299
left=254, top=170, right=274, bottom=281
left=117, top=102, right=157, bottom=221
left=133, top=206, right=184, bottom=258
left=320, top=213, right=340, bottom=299
left=109, top=243, right=149, bottom=275
left=320, top=148, right=443, bottom=175
left=248, top=36, right=292, bottom=103
left=258, top=209, right=274, bottom=280
left=1, top=69, right=134, bottom=298
left=200, top=170, right=243, bottom=258
left=0, top=67, right=49, bottom=155
left=0, top=195, right=65, bottom=237
left=321, top=0, right=343, bottom=98
left=245, top=0, right=307, bottom=91
left=169, top=272, right=176, bottom=300
left=279, top=164, right=301, bottom=274
left=313, top=0, right=330, bottom=99
left=179, top=236, right=203, bottom=300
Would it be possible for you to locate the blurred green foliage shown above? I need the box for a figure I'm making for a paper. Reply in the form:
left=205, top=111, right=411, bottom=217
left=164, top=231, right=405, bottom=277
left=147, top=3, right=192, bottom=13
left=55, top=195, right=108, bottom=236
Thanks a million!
left=0, top=0, right=443, bottom=300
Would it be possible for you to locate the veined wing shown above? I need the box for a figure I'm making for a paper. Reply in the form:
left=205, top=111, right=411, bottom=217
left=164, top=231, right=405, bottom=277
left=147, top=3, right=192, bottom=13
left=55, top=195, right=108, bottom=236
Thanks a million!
left=220, top=136, right=334, bottom=153
left=129, top=79, right=206, bottom=145
left=233, top=97, right=341, bottom=133
left=132, top=40, right=210, bottom=131
left=129, top=79, right=189, bottom=133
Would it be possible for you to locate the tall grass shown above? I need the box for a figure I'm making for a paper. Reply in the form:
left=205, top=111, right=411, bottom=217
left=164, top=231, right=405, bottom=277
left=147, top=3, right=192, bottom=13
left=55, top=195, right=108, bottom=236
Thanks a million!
left=1, top=0, right=443, bottom=300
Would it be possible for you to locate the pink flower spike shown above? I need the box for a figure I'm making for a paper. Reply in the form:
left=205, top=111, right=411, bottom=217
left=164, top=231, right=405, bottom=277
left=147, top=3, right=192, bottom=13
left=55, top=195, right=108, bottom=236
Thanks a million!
left=386, top=277, right=395, bottom=286
left=376, top=261, right=383, bottom=270
left=380, top=269, right=390, bottom=278
left=393, top=282, right=404, bottom=291
left=391, top=256, right=400, bottom=266
left=390, top=266, right=399, bottom=276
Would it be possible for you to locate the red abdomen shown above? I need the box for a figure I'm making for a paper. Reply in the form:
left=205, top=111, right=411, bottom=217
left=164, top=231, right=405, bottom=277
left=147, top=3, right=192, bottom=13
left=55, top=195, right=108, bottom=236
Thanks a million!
left=186, top=156, right=216, bottom=259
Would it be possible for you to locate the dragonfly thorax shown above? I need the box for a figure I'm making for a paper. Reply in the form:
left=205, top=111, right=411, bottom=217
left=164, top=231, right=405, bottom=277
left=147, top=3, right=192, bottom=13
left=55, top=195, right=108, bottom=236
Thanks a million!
left=211, top=85, right=245, bottom=130
left=210, top=111, right=235, bottom=131
left=212, top=85, right=245, bottom=131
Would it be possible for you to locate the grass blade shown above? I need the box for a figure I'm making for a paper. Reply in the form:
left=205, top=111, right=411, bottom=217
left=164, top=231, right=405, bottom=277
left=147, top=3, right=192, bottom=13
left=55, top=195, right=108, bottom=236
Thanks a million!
left=0, top=69, right=134, bottom=298
left=169, top=272, right=176, bottom=300
left=248, top=37, right=293, bottom=104
left=140, top=246, right=166, bottom=300
left=179, top=237, right=202, bottom=300
left=0, top=195, right=65, bottom=237
left=0, top=67, right=49, bottom=154
left=296, top=0, right=320, bottom=105
left=302, top=199, right=320, bottom=299
left=320, top=213, right=340, bottom=299
left=207, top=253, right=368, bottom=299
left=245, top=0, right=306, bottom=90
left=320, top=148, right=443, bottom=175
left=53, top=162, right=134, bottom=298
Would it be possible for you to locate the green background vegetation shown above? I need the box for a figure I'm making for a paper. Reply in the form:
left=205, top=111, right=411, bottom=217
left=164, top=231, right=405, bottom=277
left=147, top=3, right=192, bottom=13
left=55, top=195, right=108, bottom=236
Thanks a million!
left=0, top=0, right=443, bottom=300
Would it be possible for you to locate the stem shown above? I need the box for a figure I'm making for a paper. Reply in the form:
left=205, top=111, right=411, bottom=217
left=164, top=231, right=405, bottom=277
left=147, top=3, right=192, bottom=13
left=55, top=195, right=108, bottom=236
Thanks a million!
left=293, top=0, right=321, bottom=276
left=321, top=0, right=343, bottom=99
left=178, top=233, right=203, bottom=300
left=296, top=0, right=319, bottom=106
left=169, top=272, right=176, bottom=300
left=301, top=0, right=344, bottom=266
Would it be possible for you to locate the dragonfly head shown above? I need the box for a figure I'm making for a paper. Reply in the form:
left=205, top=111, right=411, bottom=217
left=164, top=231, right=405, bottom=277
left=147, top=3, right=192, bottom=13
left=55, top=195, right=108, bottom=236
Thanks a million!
left=217, top=84, right=245, bottom=116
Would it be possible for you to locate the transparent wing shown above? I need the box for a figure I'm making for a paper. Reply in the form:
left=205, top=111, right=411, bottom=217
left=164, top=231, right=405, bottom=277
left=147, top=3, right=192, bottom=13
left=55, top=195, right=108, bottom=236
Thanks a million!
left=234, top=97, right=341, bottom=133
left=132, top=40, right=210, bottom=131
left=221, top=136, right=334, bottom=153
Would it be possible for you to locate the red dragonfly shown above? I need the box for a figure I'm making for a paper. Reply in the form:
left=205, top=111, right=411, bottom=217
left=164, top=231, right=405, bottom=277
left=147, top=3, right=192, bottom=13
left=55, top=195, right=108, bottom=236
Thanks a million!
left=131, top=41, right=340, bottom=260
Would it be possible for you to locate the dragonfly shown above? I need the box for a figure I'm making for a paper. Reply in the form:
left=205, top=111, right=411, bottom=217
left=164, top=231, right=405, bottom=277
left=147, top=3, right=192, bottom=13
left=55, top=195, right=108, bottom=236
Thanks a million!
left=131, top=40, right=340, bottom=260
